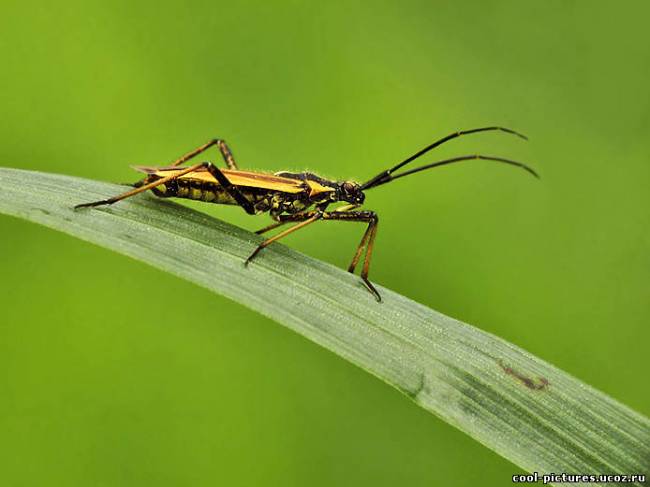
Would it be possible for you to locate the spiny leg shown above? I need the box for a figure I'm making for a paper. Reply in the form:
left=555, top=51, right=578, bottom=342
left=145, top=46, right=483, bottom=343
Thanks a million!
left=170, top=138, right=239, bottom=169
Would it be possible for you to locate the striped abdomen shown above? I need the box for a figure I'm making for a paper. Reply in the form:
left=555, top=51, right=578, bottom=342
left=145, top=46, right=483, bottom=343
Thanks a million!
left=150, top=177, right=238, bottom=204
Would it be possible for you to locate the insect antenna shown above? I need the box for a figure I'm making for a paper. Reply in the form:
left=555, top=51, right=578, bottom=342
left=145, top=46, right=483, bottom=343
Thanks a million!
left=360, top=126, right=531, bottom=190
left=364, top=154, right=539, bottom=190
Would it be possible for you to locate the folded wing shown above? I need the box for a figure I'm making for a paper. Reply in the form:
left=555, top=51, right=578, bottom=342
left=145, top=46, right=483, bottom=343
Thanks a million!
left=132, top=166, right=306, bottom=194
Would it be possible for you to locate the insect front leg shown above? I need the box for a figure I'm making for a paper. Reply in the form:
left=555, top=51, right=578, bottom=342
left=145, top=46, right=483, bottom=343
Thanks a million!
left=246, top=207, right=382, bottom=302
left=170, top=138, right=239, bottom=169
left=321, top=210, right=381, bottom=302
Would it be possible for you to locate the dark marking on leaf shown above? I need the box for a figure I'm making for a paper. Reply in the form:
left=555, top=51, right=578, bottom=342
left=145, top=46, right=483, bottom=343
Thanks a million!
left=498, top=359, right=549, bottom=391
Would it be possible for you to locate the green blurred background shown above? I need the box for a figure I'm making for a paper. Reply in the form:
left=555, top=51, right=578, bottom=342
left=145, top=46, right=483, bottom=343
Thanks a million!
left=1, top=1, right=648, bottom=485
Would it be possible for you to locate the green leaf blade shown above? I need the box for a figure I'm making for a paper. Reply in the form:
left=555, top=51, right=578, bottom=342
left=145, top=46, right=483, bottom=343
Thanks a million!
left=1, top=167, right=648, bottom=483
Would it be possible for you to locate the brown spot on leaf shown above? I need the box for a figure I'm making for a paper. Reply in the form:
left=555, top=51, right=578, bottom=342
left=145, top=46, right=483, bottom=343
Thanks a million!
left=498, top=359, right=549, bottom=391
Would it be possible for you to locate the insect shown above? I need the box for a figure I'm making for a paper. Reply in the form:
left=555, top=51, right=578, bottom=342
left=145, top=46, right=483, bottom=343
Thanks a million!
left=75, top=126, right=537, bottom=301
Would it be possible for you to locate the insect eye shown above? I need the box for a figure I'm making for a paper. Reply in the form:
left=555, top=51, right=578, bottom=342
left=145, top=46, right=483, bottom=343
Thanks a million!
left=343, top=182, right=356, bottom=193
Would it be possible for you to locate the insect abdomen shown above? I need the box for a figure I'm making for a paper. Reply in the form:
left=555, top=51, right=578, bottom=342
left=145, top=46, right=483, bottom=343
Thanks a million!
left=150, top=178, right=238, bottom=205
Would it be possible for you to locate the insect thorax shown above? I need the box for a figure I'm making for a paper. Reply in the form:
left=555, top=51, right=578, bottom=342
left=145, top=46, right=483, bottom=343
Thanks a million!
left=267, top=192, right=310, bottom=216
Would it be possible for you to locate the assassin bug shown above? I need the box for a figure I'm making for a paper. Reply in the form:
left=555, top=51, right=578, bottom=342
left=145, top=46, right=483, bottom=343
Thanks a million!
left=75, top=127, right=538, bottom=301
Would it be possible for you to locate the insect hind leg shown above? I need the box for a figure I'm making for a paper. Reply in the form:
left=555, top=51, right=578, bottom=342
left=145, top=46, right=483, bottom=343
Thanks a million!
left=202, top=162, right=255, bottom=214
left=170, top=138, right=239, bottom=169
left=74, top=162, right=209, bottom=209
left=74, top=161, right=256, bottom=214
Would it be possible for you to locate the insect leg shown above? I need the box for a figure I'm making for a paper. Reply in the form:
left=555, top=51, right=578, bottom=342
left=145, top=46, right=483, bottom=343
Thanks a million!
left=252, top=208, right=382, bottom=301
left=254, top=205, right=358, bottom=235
left=216, top=140, right=238, bottom=170
left=360, top=218, right=379, bottom=299
left=324, top=204, right=369, bottom=274
left=347, top=223, right=373, bottom=274
left=201, top=163, right=255, bottom=214
left=170, top=138, right=239, bottom=169
left=321, top=210, right=380, bottom=301
left=255, top=220, right=288, bottom=235
left=74, top=162, right=210, bottom=209
left=245, top=212, right=322, bottom=264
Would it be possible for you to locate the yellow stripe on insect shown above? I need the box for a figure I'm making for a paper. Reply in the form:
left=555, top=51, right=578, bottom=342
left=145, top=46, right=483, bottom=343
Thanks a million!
left=305, top=179, right=336, bottom=198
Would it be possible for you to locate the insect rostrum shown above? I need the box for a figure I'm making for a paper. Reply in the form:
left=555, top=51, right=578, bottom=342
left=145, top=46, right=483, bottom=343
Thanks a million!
left=74, top=127, right=537, bottom=302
